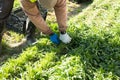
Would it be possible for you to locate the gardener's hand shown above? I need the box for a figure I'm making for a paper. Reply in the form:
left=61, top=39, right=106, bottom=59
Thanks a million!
left=50, top=33, right=60, bottom=44
left=59, top=33, right=71, bottom=44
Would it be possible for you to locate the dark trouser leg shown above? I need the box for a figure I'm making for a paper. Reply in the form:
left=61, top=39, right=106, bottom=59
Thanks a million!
left=0, top=0, right=14, bottom=36
left=0, top=21, right=4, bottom=53
left=0, top=0, right=14, bottom=53
left=0, top=22, right=4, bottom=40
left=0, top=0, right=14, bottom=21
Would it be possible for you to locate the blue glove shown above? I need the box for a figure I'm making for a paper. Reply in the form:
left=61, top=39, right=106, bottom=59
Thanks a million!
left=50, top=33, right=60, bottom=44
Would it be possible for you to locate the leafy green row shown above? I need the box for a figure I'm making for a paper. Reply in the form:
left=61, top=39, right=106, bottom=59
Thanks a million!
left=0, top=0, right=120, bottom=79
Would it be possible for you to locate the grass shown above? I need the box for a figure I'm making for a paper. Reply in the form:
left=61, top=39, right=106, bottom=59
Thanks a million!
left=0, top=0, right=120, bottom=79
left=14, top=0, right=20, bottom=9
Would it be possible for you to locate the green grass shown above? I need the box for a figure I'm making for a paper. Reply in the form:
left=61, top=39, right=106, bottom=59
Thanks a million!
left=0, top=0, right=120, bottom=79
left=14, top=0, right=20, bottom=9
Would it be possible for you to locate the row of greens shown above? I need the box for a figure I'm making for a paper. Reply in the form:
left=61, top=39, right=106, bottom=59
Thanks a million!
left=0, top=0, right=120, bottom=79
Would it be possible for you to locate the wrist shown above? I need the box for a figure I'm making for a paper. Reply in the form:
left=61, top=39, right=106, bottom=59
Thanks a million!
left=49, top=33, right=54, bottom=36
left=60, top=31, right=66, bottom=34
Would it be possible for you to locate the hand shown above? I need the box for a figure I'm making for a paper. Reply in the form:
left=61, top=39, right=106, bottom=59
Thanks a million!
left=50, top=33, right=60, bottom=44
left=59, top=33, right=71, bottom=44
